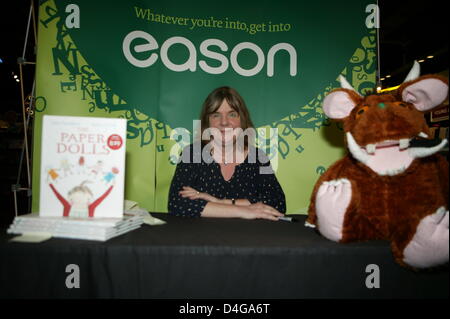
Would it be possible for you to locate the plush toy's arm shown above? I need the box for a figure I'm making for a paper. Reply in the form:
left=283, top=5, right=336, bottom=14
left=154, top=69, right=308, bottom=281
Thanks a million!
left=390, top=155, right=449, bottom=269
left=306, top=157, right=355, bottom=226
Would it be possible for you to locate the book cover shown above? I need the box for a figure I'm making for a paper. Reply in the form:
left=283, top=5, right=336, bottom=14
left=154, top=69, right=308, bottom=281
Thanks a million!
left=39, top=115, right=127, bottom=218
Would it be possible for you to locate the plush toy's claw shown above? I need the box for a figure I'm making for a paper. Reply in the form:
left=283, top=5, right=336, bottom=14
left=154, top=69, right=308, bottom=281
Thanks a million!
left=315, top=178, right=352, bottom=242
left=304, top=221, right=316, bottom=228
left=403, top=207, right=449, bottom=269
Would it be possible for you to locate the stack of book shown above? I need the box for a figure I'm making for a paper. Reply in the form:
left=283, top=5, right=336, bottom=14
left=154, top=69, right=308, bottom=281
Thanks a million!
left=7, top=213, right=144, bottom=242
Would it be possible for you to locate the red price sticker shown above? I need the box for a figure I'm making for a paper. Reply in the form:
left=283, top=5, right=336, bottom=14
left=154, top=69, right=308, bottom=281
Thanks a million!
left=107, top=134, right=123, bottom=150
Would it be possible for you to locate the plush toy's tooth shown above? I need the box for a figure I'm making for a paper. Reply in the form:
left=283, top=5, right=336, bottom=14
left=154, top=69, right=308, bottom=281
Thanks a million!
left=418, top=132, right=429, bottom=138
left=399, top=139, right=410, bottom=150
left=366, top=144, right=376, bottom=154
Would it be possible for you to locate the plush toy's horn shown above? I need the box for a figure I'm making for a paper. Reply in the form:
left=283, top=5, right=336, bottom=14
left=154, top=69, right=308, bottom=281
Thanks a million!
left=339, top=75, right=362, bottom=96
left=403, top=60, right=421, bottom=83
left=346, top=132, right=369, bottom=164
left=409, top=139, right=448, bottom=159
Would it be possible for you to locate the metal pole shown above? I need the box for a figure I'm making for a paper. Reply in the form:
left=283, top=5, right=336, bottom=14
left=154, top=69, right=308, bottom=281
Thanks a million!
left=13, top=0, right=36, bottom=216
left=18, top=65, right=31, bottom=189
left=22, top=1, right=33, bottom=59
left=376, top=0, right=382, bottom=89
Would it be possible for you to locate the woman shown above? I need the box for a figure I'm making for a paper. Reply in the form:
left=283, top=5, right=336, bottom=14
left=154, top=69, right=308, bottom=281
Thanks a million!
left=168, top=86, right=286, bottom=220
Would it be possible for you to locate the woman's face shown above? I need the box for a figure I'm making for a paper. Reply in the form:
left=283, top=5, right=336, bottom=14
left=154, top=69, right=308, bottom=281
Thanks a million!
left=208, top=99, right=241, bottom=145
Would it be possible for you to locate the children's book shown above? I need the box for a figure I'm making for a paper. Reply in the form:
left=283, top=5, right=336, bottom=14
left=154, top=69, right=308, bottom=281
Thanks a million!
left=39, top=115, right=127, bottom=218
left=7, top=213, right=144, bottom=242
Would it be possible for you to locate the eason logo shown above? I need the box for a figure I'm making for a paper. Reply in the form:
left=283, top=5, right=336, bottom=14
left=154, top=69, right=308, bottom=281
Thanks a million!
left=122, top=30, right=297, bottom=77
left=52, top=0, right=374, bottom=129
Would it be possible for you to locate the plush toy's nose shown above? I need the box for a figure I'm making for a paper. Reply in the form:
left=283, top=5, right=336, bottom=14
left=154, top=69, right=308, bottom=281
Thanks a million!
left=377, top=103, right=387, bottom=109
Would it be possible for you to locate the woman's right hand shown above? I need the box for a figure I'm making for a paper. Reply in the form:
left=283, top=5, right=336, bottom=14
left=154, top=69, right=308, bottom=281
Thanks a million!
left=238, top=202, right=284, bottom=221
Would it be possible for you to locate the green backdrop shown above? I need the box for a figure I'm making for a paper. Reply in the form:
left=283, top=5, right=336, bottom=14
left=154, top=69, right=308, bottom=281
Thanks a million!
left=33, top=0, right=376, bottom=214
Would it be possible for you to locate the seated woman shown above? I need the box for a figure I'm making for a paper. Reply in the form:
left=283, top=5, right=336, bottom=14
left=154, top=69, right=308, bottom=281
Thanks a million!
left=168, top=86, right=286, bottom=221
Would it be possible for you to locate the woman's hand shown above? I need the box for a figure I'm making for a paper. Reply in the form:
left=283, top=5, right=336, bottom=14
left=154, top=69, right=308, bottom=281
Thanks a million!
left=180, top=187, right=284, bottom=221
left=179, top=186, right=219, bottom=203
left=238, top=202, right=284, bottom=221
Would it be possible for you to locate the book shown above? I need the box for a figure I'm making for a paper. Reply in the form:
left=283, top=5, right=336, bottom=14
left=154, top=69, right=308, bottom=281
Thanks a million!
left=39, top=115, right=127, bottom=218
left=7, top=213, right=144, bottom=242
left=6, top=203, right=168, bottom=242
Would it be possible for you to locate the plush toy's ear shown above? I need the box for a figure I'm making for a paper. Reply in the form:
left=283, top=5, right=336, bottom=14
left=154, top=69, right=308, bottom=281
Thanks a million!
left=323, top=88, right=361, bottom=120
left=399, top=75, right=448, bottom=112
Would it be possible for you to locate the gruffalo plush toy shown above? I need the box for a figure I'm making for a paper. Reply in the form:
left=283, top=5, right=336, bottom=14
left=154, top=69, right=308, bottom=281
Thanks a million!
left=306, top=62, right=449, bottom=269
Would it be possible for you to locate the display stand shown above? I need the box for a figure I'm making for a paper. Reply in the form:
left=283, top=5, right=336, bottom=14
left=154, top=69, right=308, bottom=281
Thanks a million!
left=12, top=0, right=37, bottom=217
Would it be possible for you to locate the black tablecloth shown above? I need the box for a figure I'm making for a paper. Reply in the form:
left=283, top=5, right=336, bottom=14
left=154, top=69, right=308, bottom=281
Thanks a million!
left=0, top=214, right=448, bottom=299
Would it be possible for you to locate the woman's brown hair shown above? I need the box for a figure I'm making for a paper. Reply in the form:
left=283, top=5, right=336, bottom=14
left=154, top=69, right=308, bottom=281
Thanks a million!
left=198, top=86, right=255, bottom=147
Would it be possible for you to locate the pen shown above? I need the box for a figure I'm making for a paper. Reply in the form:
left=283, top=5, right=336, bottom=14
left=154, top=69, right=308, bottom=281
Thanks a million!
left=278, top=216, right=297, bottom=222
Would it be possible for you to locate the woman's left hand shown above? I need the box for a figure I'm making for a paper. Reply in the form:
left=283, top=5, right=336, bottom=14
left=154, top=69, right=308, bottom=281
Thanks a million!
left=179, top=186, right=219, bottom=202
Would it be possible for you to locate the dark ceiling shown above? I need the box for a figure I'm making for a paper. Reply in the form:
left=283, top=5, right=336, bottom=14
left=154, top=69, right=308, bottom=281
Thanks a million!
left=0, top=0, right=37, bottom=112
left=378, top=0, right=449, bottom=87
left=0, top=0, right=448, bottom=114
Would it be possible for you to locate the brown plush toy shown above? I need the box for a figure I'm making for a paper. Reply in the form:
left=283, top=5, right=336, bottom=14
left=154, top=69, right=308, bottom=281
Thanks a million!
left=306, top=61, right=449, bottom=269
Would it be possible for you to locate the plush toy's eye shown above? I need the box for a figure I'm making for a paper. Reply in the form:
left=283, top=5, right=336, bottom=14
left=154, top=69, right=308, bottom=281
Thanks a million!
left=394, top=102, right=410, bottom=109
left=355, top=106, right=369, bottom=119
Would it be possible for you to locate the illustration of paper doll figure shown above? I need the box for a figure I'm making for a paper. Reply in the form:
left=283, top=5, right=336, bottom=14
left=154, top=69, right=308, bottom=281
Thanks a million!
left=46, top=167, right=59, bottom=183
left=103, top=167, right=119, bottom=184
left=76, top=156, right=85, bottom=175
left=89, top=160, right=104, bottom=176
left=48, top=181, right=113, bottom=218
left=59, top=159, right=73, bottom=177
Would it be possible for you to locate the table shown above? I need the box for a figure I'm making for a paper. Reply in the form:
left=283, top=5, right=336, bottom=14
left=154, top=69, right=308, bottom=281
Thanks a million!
left=0, top=214, right=448, bottom=299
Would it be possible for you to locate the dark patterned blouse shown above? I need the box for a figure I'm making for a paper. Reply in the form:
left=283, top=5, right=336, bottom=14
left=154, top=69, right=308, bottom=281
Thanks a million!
left=168, top=144, right=286, bottom=217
